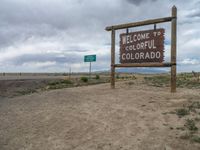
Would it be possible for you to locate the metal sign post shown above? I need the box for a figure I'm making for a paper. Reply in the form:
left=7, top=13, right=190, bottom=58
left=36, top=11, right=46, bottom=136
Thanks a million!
left=89, top=61, right=91, bottom=78
left=84, top=55, right=96, bottom=78
left=105, top=6, right=177, bottom=93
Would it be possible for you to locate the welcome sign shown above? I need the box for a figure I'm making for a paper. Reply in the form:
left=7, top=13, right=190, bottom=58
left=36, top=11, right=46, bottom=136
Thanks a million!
left=120, top=28, right=165, bottom=63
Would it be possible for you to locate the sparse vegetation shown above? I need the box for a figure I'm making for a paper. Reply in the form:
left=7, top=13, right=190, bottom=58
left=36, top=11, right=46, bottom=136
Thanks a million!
left=188, top=101, right=200, bottom=112
left=169, top=100, right=200, bottom=143
left=144, top=75, right=170, bottom=87
left=191, top=135, right=200, bottom=143
left=144, top=73, right=200, bottom=89
left=180, top=132, right=200, bottom=143
left=47, top=79, right=73, bottom=89
left=16, top=89, right=37, bottom=95
left=179, top=119, right=199, bottom=143
left=80, top=76, right=88, bottom=82
left=185, top=119, right=198, bottom=131
left=116, top=74, right=136, bottom=80
left=60, top=79, right=73, bottom=84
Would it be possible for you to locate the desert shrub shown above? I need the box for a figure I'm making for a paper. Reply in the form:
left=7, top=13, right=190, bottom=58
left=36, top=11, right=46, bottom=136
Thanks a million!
left=176, top=108, right=189, bottom=117
left=48, top=81, right=60, bottom=86
left=132, top=75, right=137, bottom=80
left=95, top=74, right=100, bottom=79
left=81, top=77, right=88, bottom=82
left=116, top=74, right=120, bottom=79
left=188, top=101, right=200, bottom=110
left=191, top=135, right=200, bottom=143
left=62, top=73, right=68, bottom=76
left=144, top=73, right=200, bottom=88
left=47, top=79, right=73, bottom=89
left=184, top=119, right=198, bottom=131
left=60, top=79, right=73, bottom=84
left=144, top=75, right=170, bottom=87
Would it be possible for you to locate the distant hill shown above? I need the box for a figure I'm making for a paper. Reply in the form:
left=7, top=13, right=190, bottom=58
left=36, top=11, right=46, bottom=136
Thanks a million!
left=95, top=68, right=169, bottom=74
left=115, top=68, right=169, bottom=74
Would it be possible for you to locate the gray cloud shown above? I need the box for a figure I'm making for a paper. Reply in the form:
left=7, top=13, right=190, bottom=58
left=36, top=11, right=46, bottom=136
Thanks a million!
left=187, top=10, right=200, bottom=18
left=9, top=50, right=109, bottom=67
left=12, top=53, right=81, bottom=65
left=0, top=0, right=123, bottom=50
left=0, top=0, right=200, bottom=72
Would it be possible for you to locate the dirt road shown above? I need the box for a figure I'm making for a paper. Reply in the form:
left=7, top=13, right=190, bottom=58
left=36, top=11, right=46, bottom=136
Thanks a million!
left=0, top=81, right=200, bottom=150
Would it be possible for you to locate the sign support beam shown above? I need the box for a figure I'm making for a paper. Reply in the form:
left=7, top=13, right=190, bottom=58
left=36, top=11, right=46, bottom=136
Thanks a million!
left=111, top=27, right=115, bottom=89
left=171, top=6, right=177, bottom=93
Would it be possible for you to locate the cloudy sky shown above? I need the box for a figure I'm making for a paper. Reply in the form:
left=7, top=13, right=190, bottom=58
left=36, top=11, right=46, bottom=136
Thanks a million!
left=0, top=0, right=200, bottom=73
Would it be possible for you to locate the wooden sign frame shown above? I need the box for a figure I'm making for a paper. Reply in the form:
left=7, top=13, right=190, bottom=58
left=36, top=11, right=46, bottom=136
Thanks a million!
left=105, top=6, right=177, bottom=92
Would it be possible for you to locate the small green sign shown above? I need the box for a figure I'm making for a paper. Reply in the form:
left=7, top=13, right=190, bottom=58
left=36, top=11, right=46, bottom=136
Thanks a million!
left=84, top=55, right=96, bottom=62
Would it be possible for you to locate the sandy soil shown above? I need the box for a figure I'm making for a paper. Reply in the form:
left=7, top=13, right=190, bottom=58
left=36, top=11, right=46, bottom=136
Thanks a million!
left=0, top=81, right=200, bottom=150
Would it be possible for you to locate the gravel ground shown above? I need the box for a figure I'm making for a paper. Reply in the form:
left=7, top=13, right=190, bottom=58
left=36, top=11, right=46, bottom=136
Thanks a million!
left=0, top=80, right=200, bottom=150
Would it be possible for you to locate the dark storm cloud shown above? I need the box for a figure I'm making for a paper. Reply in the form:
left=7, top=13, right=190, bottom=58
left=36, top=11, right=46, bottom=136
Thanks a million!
left=126, top=0, right=157, bottom=5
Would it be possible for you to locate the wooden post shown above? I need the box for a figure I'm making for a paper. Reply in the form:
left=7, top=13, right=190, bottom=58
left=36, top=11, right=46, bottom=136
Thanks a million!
left=171, top=6, right=177, bottom=92
left=111, top=27, right=115, bottom=88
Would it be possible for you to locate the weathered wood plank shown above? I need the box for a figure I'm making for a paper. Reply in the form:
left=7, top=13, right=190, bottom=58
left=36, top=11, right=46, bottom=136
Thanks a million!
left=105, top=17, right=174, bottom=31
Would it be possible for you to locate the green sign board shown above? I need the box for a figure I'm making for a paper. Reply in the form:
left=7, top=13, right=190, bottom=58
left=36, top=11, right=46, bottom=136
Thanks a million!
left=84, top=55, right=96, bottom=62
